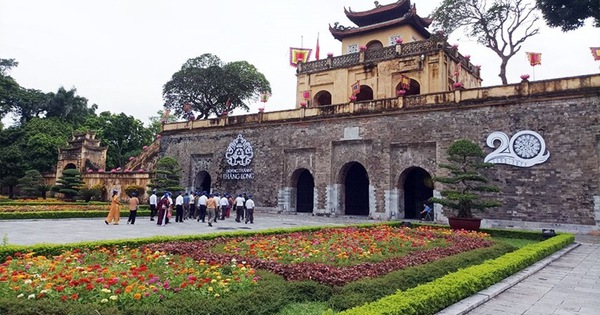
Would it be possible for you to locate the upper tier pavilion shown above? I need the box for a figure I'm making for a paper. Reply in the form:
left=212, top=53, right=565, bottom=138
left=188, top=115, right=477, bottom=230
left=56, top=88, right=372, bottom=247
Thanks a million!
left=295, top=0, right=481, bottom=107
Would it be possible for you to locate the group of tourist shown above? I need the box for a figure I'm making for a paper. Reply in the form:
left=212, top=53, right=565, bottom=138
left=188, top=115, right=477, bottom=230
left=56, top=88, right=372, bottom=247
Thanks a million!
left=148, top=190, right=255, bottom=227
left=104, top=189, right=256, bottom=227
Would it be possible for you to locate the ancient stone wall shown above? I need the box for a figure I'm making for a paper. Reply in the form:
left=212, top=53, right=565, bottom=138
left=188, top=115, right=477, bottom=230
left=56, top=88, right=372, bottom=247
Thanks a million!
left=160, top=91, right=600, bottom=226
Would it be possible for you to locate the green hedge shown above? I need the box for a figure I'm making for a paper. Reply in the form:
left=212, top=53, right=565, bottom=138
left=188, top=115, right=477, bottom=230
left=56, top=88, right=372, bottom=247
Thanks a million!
left=333, top=233, right=574, bottom=315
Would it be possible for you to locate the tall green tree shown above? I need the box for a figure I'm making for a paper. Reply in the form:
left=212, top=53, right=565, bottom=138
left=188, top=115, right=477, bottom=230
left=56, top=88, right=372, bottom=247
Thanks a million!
left=0, top=58, right=20, bottom=120
left=536, top=0, right=599, bottom=31
left=22, top=117, right=73, bottom=173
left=44, top=87, right=97, bottom=128
left=148, top=109, right=177, bottom=136
left=0, top=126, right=25, bottom=180
left=54, top=169, right=84, bottom=200
left=148, top=156, right=184, bottom=194
left=163, top=53, right=271, bottom=119
left=17, top=170, right=43, bottom=198
left=81, top=111, right=153, bottom=169
left=1, top=176, right=19, bottom=199
left=432, top=0, right=540, bottom=84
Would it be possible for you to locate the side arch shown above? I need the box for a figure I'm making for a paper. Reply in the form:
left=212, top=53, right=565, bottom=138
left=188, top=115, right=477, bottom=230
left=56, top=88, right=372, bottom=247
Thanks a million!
left=398, top=167, right=433, bottom=219
left=395, top=78, right=421, bottom=96
left=355, top=85, right=374, bottom=102
left=314, top=90, right=332, bottom=106
left=194, top=171, right=212, bottom=193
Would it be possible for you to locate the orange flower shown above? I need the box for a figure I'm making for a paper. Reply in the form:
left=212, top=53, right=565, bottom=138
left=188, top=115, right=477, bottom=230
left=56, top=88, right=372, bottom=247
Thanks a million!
left=133, top=293, right=141, bottom=300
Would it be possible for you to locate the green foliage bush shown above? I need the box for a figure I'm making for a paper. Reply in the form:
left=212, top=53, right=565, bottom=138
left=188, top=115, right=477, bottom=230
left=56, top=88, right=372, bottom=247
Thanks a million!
left=124, top=185, right=145, bottom=197
left=335, top=233, right=574, bottom=315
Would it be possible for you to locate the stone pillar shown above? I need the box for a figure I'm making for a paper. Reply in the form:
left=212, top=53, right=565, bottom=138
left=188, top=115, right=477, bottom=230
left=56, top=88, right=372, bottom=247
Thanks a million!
left=433, top=189, right=448, bottom=224
left=385, top=188, right=399, bottom=220
left=369, top=184, right=377, bottom=219
left=594, top=196, right=600, bottom=227
left=326, top=184, right=342, bottom=216
left=277, top=187, right=294, bottom=213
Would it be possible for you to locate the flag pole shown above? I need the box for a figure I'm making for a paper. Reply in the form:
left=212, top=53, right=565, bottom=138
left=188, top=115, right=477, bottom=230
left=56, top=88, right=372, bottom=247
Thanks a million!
left=301, top=35, right=303, bottom=49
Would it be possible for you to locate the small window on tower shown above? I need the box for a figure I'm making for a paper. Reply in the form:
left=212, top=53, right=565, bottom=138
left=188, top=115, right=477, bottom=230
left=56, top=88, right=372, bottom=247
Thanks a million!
left=347, top=44, right=359, bottom=54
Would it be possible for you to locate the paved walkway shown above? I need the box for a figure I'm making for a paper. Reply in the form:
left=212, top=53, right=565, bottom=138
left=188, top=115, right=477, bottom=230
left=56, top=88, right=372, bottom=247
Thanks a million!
left=440, top=235, right=600, bottom=315
left=1, top=214, right=598, bottom=315
left=0, top=213, right=372, bottom=245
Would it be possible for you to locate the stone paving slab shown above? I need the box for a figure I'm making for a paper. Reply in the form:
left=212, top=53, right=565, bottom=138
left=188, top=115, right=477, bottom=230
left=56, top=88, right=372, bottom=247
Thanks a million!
left=0, top=213, right=373, bottom=246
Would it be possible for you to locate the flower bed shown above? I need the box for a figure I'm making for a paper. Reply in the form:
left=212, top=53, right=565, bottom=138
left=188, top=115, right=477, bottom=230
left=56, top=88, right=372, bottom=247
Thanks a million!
left=0, top=246, right=257, bottom=306
left=148, top=226, right=493, bottom=286
left=0, top=204, right=110, bottom=212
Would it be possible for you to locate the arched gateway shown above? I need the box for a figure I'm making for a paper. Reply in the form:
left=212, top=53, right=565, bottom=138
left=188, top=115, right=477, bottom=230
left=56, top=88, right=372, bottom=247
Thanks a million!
left=340, top=162, right=369, bottom=216
left=194, top=171, right=212, bottom=193
left=400, top=167, right=433, bottom=219
left=292, top=168, right=314, bottom=213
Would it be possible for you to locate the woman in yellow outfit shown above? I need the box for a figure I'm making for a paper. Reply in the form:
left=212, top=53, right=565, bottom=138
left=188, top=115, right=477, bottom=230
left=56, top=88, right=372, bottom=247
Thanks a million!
left=105, top=189, right=121, bottom=225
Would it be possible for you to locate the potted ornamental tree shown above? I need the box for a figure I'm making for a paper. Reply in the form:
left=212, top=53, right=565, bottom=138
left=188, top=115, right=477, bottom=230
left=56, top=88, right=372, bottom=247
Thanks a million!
left=429, top=139, right=501, bottom=231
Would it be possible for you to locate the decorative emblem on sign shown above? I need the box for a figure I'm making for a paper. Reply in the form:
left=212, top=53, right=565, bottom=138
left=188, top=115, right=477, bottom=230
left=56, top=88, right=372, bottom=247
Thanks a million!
left=225, top=134, right=254, bottom=167
left=484, top=131, right=550, bottom=167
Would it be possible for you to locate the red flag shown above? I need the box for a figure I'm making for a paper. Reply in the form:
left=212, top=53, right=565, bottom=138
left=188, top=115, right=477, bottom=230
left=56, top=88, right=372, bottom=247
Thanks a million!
left=315, top=35, right=320, bottom=60
left=591, top=47, right=600, bottom=61
left=526, top=52, right=542, bottom=66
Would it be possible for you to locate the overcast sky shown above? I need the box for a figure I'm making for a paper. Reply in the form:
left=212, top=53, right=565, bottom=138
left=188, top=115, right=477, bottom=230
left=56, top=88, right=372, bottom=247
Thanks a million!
left=1, top=0, right=599, bottom=126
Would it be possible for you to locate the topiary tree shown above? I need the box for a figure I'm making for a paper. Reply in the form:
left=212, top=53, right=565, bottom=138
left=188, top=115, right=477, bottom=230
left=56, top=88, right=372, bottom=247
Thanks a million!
left=55, top=169, right=84, bottom=200
left=429, top=139, right=501, bottom=218
left=37, top=184, right=52, bottom=199
left=17, top=170, right=43, bottom=198
left=78, top=185, right=102, bottom=202
left=148, top=156, right=184, bottom=195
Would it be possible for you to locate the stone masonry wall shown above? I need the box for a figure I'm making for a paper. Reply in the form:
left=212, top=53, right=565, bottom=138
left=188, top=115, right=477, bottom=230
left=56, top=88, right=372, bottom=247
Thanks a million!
left=161, top=94, right=600, bottom=226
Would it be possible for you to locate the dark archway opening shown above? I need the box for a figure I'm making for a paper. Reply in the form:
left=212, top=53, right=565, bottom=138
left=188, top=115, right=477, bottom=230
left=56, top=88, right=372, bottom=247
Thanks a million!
left=296, top=169, right=314, bottom=213
left=395, top=79, right=421, bottom=96
left=344, top=163, right=369, bottom=216
left=366, top=40, right=383, bottom=51
left=403, top=167, right=433, bottom=219
left=315, top=91, right=332, bottom=106
left=64, top=163, right=76, bottom=171
left=194, top=171, right=212, bottom=194
left=355, top=85, right=374, bottom=102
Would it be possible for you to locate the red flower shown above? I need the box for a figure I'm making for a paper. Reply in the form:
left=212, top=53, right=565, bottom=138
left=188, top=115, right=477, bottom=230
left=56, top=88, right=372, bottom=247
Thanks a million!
left=71, top=293, right=79, bottom=300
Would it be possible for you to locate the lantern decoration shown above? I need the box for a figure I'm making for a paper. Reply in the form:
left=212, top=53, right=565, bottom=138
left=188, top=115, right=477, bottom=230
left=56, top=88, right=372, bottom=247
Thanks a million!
left=138, top=169, right=144, bottom=172
left=124, top=169, right=130, bottom=173
left=396, top=89, right=406, bottom=96
left=129, top=157, right=134, bottom=161
left=260, top=92, right=270, bottom=103
left=258, top=107, right=265, bottom=113
left=98, top=169, right=104, bottom=173
left=520, top=74, right=530, bottom=81
left=302, top=90, right=310, bottom=100
left=300, top=102, right=307, bottom=107
left=464, top=55, right=471, bottom=61
left=349, top=95, right=357, bottom=101
left=359, top=45, right=367, bottom=52
left=395, top=37, right=403, bottom=44
left=156, top=134, right=161, bottom=139
left=327, top=52, right=334, bottom=57
left=143, top=145, right=148, bottom=151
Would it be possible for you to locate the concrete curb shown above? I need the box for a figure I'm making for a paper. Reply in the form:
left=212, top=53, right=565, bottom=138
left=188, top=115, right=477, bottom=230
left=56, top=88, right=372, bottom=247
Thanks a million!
left=436, top=242, right=581, bottom=315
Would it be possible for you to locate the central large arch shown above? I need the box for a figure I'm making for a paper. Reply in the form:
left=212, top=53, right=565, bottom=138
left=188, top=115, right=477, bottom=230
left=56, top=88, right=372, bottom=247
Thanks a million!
left=194, top=171, right=212, bottom=193
left=340, top=162, right=369, bottom=216
left=400, top=167, right=433, bottom=219
left=292, top=168, right=314, bottom=213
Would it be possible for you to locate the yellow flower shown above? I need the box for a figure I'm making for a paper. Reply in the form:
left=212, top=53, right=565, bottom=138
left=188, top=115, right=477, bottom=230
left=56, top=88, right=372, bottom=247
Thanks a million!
left=109, top=295, right=118, bottom=301
left=208, top=287, right=213, bottom=292
left=211, top=279, right=217, bottom=284
left=101, top=288, right=111, bottom=293
left=214, top=293, right=220, bottom=298
left=100, top=299, right=108, bottom=303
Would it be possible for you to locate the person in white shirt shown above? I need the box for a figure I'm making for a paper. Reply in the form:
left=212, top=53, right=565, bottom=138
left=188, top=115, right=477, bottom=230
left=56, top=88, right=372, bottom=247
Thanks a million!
left=219, top=194, right=229, bottom=220
left=197, top=191, right=208, bottom=222
left=149, top=190, right=157, bottom=221
left=175, top=192, right=184, bottom=222
left=167, top=193, right=173, bottom=224
left=234, top=194, right=245, bottom=222
left=244, top=194, right=255, bottom=224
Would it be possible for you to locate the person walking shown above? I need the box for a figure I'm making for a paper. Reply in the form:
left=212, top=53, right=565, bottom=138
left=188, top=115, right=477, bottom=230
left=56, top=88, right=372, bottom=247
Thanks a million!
left=213, top=193, right=220, bottom=223
left=205, top=193, right=217, bottom=227
left=183, top=192, right=190, bottom=220
left=219, top=194, right=229, bottom=220
left=197, top=191, right=207, bottom=222
left=175, top=192, right=184, bottom=222
left=156, top=193, right=171, bottom=226
left=234, top=194, right=245, bottom=222
left=189, top=192, right=197, bottom=219
left=127, top=192, right=140, bottom=225
left=245, top=194, right=255, bottom=224
left=105, top=189, right=121, bottom=225
left=149, top=189, right=157, bottom=221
